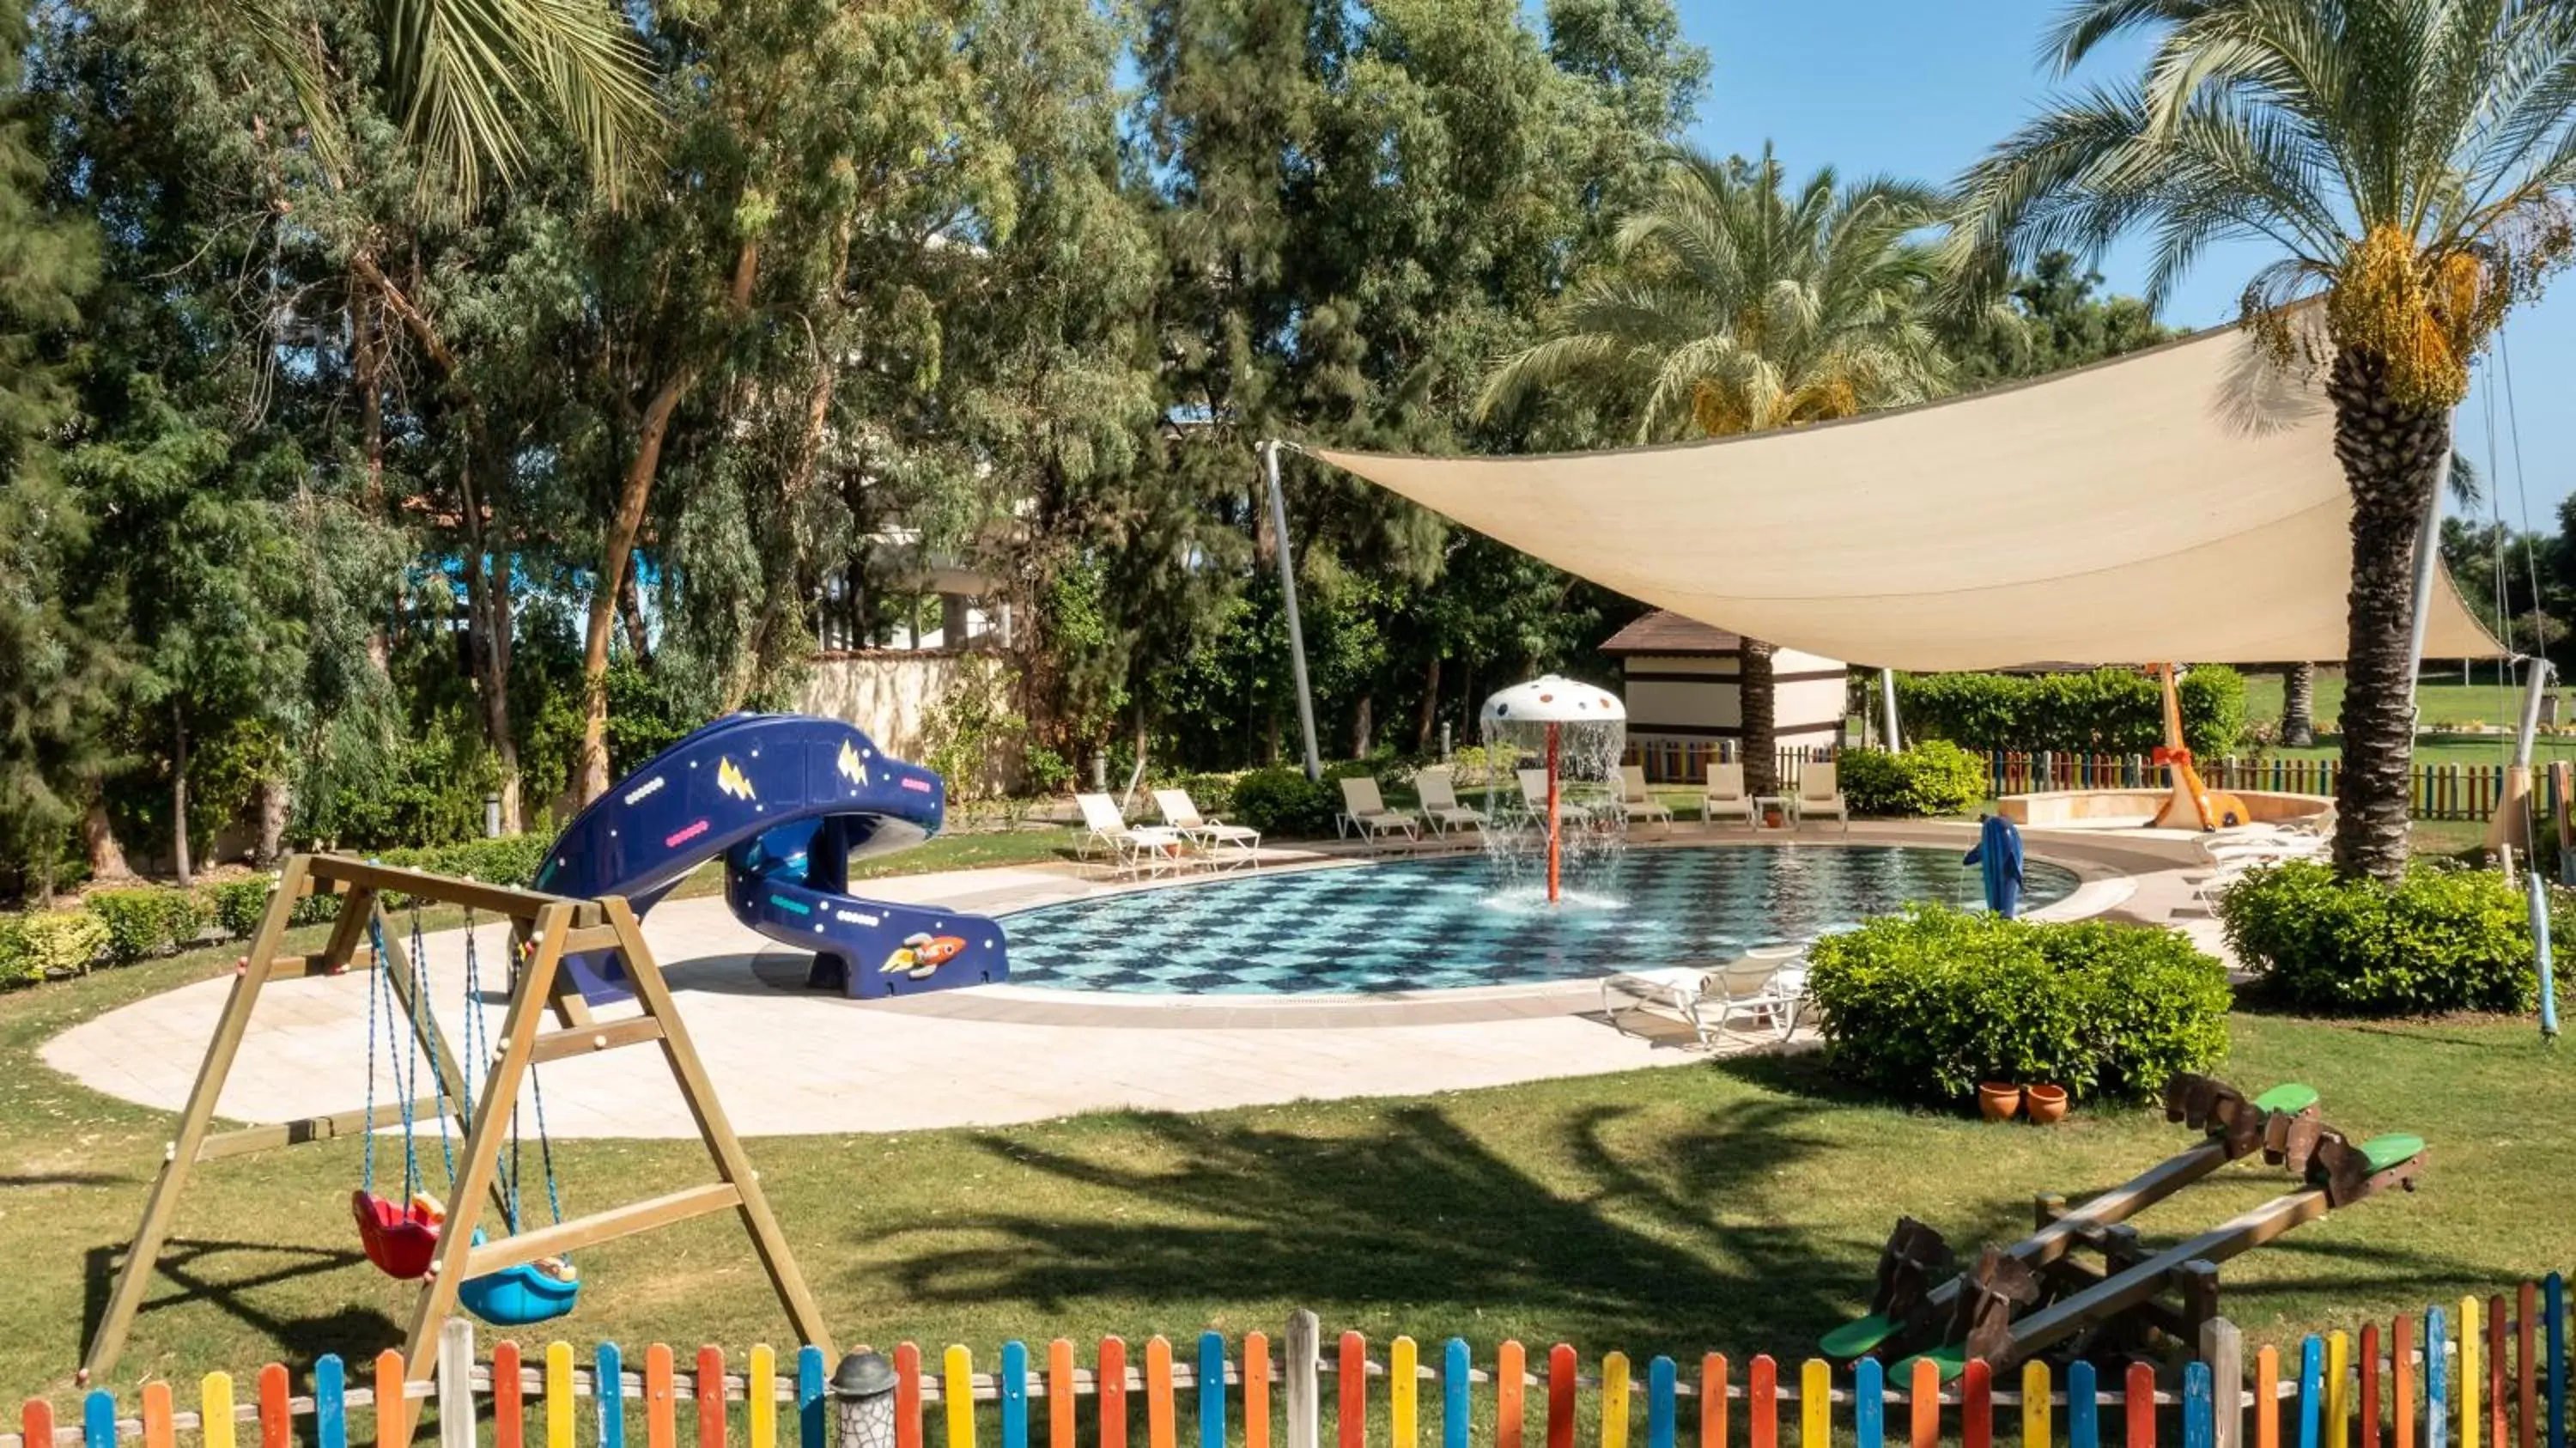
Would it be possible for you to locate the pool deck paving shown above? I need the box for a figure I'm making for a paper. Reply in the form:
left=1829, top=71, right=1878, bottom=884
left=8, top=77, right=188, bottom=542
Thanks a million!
left=40, top=821, right=2225, bottom=1140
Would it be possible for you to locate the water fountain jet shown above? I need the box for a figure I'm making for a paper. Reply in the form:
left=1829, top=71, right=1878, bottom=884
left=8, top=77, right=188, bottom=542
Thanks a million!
left=1479, top=676, right=1626, bottom=904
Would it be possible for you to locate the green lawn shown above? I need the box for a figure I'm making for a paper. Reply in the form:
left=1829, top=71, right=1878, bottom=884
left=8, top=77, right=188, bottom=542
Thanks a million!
left=4, top=923, right=2567, bottom=1403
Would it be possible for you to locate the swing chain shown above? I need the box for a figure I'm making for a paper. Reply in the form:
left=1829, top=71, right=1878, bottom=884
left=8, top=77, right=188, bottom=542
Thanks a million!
left=410, top=899, right=456, bottom=1193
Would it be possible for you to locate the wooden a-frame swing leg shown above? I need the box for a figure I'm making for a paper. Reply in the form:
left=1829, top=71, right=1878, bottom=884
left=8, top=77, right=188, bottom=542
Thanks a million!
left=606, top=897, right=835, bottom=1360
left=82, top=857, right=318, bottom=1384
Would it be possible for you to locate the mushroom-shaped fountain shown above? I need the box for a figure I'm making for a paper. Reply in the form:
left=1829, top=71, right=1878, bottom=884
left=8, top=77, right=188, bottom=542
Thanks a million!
left=1479, top=675, right=1626, bottom=904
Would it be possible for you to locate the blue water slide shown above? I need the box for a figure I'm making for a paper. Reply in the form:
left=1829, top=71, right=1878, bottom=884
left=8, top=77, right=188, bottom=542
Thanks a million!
left=534, top=713, right=1008, bottom=1004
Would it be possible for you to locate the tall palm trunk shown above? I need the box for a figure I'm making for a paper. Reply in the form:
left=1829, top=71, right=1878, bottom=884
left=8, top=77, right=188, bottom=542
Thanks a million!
left=2324, top=349, right=2450, bottom=883
left=1740, top=639, right=1778, bottom=796
left=2281, top=662, right=2317, bottom=747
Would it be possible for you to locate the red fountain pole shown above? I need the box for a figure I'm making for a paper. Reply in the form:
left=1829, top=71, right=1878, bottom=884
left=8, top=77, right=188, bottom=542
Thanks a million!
left=1546, top=721, right=1562, bottom=904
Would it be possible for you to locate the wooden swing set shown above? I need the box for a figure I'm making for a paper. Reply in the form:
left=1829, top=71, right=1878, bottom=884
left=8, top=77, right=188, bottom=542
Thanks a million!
left=81, top=853, right=835, bottom=1384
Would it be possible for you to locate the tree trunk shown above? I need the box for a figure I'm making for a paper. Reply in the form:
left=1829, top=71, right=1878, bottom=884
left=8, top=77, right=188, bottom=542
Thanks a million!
left=2281, top=661, right=2317, bottom=747
left=620, top=568, right=653, bottom=665
left=577, top=237, right=760, bottom=804
left=83, top=790, right=131, bottom=881
left=1740, top=638, right=1778, bottom=797
left=2324, top=348, right=2451, bottom=882
left=253, top=776, right=290, bottom=866
left=170, top=704, right=192, bottom=888
left=488, top=560, right=522, bottom=833
left=1263, top=710, right=1280, bottom=766
left=1416, top=655, right=1441, bottom=755
left=1352, top=695, right=1373, bottom=760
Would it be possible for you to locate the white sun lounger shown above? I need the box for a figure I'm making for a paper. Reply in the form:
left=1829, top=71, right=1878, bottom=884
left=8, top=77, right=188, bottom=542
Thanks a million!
left=1075, top=793, right=1188, bottom=878
left=1153, top=788, right=1262, bottom=870
left=1413, top=767, right=1488, bottom=835
left=1337, top=776, right=1421, bottom=846
left=1788, top=761, right=1850, bottom=832
left=1702, top=761, right=1757, bottom=828
left=1616, top=765, right=1674, bottom=831
left=1517, top=769, right=1595, bottom=823
left=1601, top=946, right=1807, bottom=1047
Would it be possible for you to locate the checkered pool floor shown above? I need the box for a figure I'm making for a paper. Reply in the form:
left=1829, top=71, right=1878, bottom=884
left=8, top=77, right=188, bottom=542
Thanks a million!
left=1003, top=844, right=2078, bottom=994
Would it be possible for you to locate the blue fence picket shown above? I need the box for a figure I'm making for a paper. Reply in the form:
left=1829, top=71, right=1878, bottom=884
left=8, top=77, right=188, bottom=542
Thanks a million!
left=2185, top=1363, right=2214, bottom=1448
left=2549, top=1275, right=2567, bottom=1448
left=1853, top=1359, right=1883, bottom=1448
left=1445, top=1342, right=1473, bottom=1448
left=82, top=1391, right=115, bottom=1448
left=1197, top=1335, right=1225, bottom=1448
left=2430, top=1309, right=2451, bottom=1448
left=1003, top=1342, right=1031, bottom=1448
left=317, top=1354, right=349, bottom=1448
left=599, top=1343, right=627, bottom=1448
left=2300, top=1338, right=2325, bottom=1448
left=1649, top=1358, right=1678, bottom=1448
left=2069, top=1361, right=2099, bottom=1448
left=798, top=1347, right=829, bottom=1448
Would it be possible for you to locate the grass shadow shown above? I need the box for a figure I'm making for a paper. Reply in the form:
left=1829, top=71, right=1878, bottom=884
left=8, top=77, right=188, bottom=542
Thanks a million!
left=84, top=1238, right=398, bottom=1368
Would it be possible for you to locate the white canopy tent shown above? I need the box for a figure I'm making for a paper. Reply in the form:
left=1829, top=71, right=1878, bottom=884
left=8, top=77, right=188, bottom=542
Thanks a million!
left=1297, top=320, right=2500, bottom=672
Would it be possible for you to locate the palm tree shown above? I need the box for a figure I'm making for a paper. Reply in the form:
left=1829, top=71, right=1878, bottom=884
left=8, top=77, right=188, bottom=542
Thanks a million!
left=203, top=0, right=657, bottom=210
left=1949, top=0, right=2576, bottom=882
left=1478, top=143, right=1949, bottom=794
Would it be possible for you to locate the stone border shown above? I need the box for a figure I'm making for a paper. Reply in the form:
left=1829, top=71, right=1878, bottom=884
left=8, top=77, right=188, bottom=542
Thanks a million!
left=751, top=820, right=2172, bottom=1030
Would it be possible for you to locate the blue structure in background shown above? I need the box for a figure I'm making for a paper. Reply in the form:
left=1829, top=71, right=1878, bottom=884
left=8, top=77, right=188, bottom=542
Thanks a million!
left=537, top=713, right=1007, bottom=1004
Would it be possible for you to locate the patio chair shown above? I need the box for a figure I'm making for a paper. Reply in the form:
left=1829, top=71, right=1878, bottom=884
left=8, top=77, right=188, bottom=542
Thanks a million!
left=1152, top=788, right=1262, bottom=870
left=1074, top=793, right=1189, bottom=878
left=1413, top=767, right=1488, bottom=836
left=1516, top=768, right=1595, bottom=823
left=1337, top=776, right=1422, bottom=847
left=1789, top=761, right=1850, bottom=832
left=1616, top=765, right=1675, bottom=832
left=1600, top=945, right=1807, bottom=1048
left=1702, top=760, right=1758, bottom=829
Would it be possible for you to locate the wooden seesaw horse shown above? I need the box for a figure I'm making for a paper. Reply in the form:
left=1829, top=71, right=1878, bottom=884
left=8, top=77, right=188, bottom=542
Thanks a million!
left=1821, top=1074, right=2426, bottom=1377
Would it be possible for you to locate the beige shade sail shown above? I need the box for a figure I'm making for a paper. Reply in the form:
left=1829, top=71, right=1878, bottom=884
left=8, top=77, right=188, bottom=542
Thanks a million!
left=1303, top=320, right=2501, bottom=672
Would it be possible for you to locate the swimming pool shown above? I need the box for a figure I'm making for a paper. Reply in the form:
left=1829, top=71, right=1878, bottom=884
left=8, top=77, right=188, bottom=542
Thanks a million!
left=1004, top=844, right=2080, bottom=995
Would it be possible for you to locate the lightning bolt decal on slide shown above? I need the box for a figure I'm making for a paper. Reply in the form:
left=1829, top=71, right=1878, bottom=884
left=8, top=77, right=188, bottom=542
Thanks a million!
left=717, top=757, right=757, bottom=801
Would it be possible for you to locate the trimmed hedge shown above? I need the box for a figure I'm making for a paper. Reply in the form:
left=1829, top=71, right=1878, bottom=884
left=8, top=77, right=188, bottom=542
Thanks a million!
left=2217, top=860, right=2554, bottom=1016
left=1805, top=904, right=2233, bottom=1104
left=1896, top=666, right=2245, bottom=757
left=87, top=887, right=209, bottom=964
left=0, top=910, right=111, bottom=983
left=1227, top=768, right=1340, bottom=837
left=1836, top=741, right=1986, bottom=817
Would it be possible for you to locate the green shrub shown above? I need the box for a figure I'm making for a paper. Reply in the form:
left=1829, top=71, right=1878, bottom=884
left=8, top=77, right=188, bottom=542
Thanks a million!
left=210, top=879, right=276, bottom=939
left=1896, top=666, right=2245, bottom=757
left=1836, top=741, right=1986, bottom=817
left=22, top=910, right=109, bottom=976
left=2218, top=861, right=2548, bottom=1016
left=1805, top=905, right=2232, bottom=1104
left=1227, top=768, right=1340, bottom=837
left=85, top=886, right=207, bottom=964
left=0, top=916, right=31, bottom=986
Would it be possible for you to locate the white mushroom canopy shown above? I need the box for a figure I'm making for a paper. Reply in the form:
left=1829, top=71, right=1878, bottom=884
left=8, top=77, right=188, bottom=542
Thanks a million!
left=1479, top=675, right=1626, bottom=726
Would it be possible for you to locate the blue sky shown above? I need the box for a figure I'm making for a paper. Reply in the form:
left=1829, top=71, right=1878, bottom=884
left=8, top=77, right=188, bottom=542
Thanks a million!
left=1672, top=0, right=2569, bottom=540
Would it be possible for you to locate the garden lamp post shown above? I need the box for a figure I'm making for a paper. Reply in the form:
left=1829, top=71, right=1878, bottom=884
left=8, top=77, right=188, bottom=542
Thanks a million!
left=831, top=1350, right=900, bottom=1448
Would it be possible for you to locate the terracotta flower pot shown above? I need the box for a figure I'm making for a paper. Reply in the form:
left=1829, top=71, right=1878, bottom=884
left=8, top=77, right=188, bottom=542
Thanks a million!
left=1978, top=1081, right=2021, bottom=1122
left=2025, top=1083, right=2069, bottom=1125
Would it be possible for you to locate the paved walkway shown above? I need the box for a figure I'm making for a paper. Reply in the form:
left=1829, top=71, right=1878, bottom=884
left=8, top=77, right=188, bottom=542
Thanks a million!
left=40, top=824, right=2219, bottom=1140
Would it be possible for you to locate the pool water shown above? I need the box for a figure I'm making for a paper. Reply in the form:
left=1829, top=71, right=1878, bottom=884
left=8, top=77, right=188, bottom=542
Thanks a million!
left=1003, top=844, right=2079, bottom=995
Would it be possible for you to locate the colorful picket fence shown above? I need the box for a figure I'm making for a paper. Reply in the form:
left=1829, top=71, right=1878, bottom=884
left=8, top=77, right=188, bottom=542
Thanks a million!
left=16, top=1281, right=2576, bottom=1448
left=1979, top=753, right=2574, bottom=825
left=1627, top=744, right=1837, bottom=788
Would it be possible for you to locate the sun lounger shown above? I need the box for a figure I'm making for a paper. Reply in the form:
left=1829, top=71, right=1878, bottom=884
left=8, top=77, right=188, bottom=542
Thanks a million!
left=1789, top=761, right=1850, bottom=831
left=1702, top=761, right=1757, bottom=828
left=1413, top=767, right=1488, bottom=835
left=1600, top=945, right=1806, bottom=1047
left=1615, top=765, right=1674, bottom=831
left=1152, top=788, right=1262, bottom=870
left=1336, top=776, right=1421, bottom=846
left=1516, top=768, right=1595, bottom=823
left=1074, top=793, right=1188, bottom=878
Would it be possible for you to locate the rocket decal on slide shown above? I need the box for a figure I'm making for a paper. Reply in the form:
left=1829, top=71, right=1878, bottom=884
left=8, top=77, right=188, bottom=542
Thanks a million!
left=716, top=757, right=757, bottom=802
left=836, top=739, right=868, bottom=788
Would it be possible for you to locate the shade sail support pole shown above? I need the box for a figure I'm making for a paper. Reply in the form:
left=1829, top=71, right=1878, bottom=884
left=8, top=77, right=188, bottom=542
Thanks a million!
left=1265, top=441, right=1323, bottom=782
left=1879, top=668, right=1901, bottom=752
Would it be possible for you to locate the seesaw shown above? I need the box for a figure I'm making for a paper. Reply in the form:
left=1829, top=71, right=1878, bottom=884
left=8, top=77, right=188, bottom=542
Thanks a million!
left=1822, top=1074, right=2425, bottom=1376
